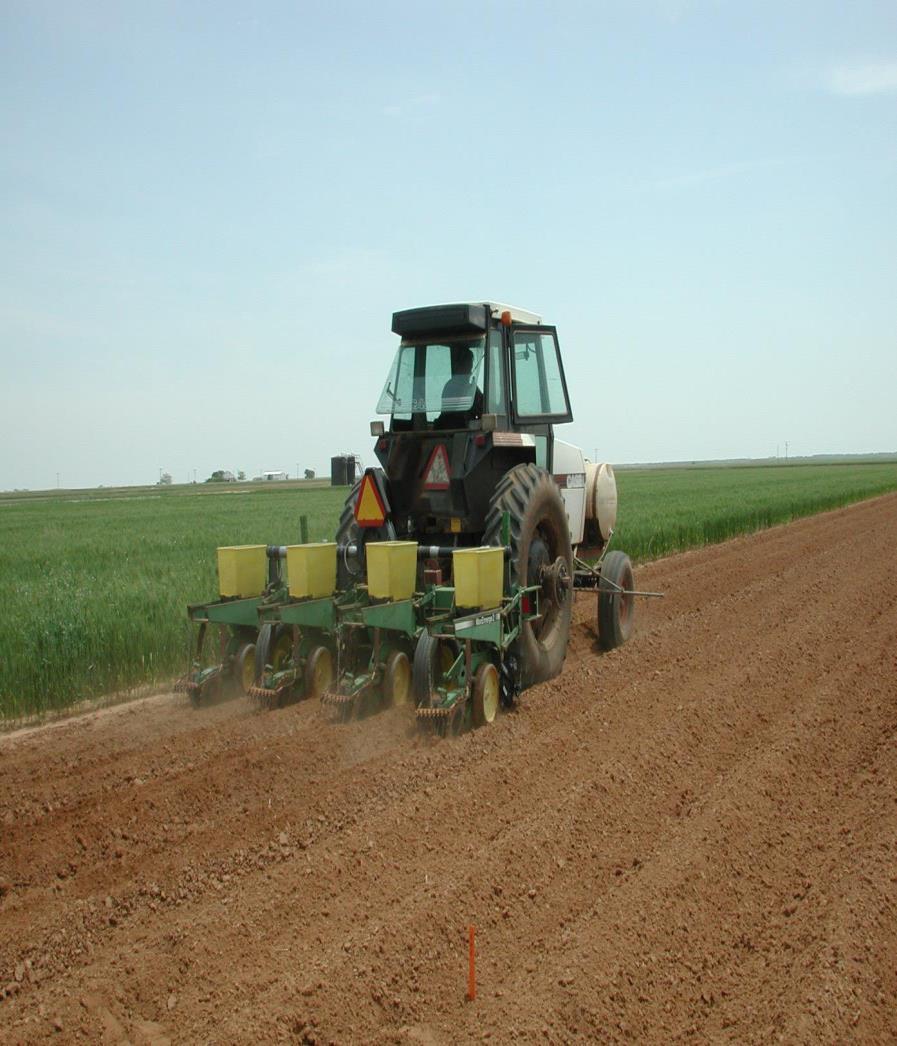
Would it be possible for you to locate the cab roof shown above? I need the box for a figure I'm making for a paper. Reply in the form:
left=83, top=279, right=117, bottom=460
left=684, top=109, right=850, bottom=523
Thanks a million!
left=391, top=301, right=542, bottom=338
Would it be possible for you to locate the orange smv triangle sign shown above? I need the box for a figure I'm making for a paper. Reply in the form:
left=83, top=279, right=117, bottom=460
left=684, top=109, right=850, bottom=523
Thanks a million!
left=355, top=472, right=387, bottom=528
left=423, top=444, right=451, bottom=490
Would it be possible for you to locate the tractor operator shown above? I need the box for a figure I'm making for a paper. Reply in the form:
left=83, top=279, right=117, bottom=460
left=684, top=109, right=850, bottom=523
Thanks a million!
left=438, top=344, right=483, bottom=427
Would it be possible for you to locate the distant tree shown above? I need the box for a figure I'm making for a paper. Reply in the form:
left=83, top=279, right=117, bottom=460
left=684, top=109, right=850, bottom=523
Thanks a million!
left=206, top=470, right=226, bottom=483
left=237, top=470, right=246, bottom=481
left=158, top=472, right=173, bottom=486
left=304, top=469, right=315, bottom=480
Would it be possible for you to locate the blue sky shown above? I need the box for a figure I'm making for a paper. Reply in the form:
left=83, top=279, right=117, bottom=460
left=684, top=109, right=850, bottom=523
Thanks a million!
left=1, top=1, right=895, bottom=489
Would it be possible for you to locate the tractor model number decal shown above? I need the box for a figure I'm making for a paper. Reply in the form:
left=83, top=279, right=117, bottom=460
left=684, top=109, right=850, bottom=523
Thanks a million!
left=552, top=473, right=586, bottom=489
left=423, top=444, right=451, bottom=490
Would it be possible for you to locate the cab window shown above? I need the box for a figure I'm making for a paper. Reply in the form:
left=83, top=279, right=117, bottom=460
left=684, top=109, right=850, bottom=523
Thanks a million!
left=511, top=329, right=571, bottom=420
left=485, top=329, right=507, bottom=415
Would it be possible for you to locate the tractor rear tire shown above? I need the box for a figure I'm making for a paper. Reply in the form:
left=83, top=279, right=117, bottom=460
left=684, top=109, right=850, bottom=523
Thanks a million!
left=483, top=464, right=573, bottom=689
left=597, top=551, right=635, bottom=651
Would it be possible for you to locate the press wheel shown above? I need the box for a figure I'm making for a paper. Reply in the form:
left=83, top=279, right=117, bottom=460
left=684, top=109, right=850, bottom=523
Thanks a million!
left=234, top=642, right=256, bottom=695
left=303, top=645, right=333, bottom=700
left=472, top=662, right=500, bottom=728
left=383, top=650, right=412, bottom=707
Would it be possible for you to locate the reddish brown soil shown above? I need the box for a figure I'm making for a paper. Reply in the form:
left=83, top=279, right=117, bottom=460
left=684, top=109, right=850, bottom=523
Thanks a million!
left=2, top=493, right=896, bottom=1044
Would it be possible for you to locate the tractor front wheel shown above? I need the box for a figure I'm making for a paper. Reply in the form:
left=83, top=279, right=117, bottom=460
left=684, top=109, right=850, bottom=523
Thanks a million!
left=597, top=551, right=635, bottom=651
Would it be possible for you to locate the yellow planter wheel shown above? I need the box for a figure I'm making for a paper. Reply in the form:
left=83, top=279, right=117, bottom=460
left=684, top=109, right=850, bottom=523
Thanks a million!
left=255, top=623, right=294, bottom=684
left=304, top=645, right=334, bottom=700
left=270, top=630, right=293, bottom=672
left=234, top=642, right=256, bottom=695
left=473, top=662, right=500, bottom=727
left=383, top=650, right=412, bottom=707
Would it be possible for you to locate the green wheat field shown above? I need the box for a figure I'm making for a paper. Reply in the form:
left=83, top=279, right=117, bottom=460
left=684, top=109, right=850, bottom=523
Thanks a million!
left=2, top=462, right=896, bottom=720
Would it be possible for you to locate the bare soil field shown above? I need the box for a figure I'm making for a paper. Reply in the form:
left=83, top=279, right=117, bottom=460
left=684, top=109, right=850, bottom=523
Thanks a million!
left=2, top=493, right=896, bottom=1044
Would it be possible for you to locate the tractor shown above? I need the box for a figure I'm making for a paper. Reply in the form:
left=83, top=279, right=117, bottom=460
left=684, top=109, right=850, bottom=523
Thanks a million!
left=337, top=301, right=632, bottom=706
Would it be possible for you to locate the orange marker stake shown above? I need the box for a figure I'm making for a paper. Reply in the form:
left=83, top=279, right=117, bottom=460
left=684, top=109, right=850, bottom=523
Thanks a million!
left=467, top=925, right=476, bottom=1001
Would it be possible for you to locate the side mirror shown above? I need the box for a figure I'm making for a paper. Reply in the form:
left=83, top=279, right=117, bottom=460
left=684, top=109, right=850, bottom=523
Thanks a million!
left=370, top=420, right=385, bottom=436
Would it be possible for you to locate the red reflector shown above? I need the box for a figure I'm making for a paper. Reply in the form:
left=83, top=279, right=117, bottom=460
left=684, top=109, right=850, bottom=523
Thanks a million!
left=522, top=595, right=532, bottom=614
left=354, top=472, right=387, bottom=528
left=474, top=433, right=487, bottom=447
left=377, top=437, right=388, bottom=451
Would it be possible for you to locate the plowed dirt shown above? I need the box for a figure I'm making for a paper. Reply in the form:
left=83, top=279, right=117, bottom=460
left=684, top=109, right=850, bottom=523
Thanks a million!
left=2, top=493, right=896, bottom=1044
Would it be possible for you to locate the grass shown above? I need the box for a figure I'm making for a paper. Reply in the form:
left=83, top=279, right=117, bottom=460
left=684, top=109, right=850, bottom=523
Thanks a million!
left=612, top=462, right=897, bottom=562
left=2, top=462, right=896, bottom=720
left=0, top=485, right=344, bottom=720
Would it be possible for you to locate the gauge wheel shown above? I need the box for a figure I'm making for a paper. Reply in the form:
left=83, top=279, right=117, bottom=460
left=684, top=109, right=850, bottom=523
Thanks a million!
left=303, top=645, right=333, bottom=700
left=472, top=662, right=500, bottom=728
left=383, top=649, right=412, bottom=707
left=233, top=641, right=256, bottom=695
left=412, top=633, right=460, bottom=708
left=255, top=623, right=293, bottom=682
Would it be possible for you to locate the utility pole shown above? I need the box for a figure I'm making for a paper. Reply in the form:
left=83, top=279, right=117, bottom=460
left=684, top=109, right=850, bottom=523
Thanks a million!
left=785, top=441, right=789, bottom=461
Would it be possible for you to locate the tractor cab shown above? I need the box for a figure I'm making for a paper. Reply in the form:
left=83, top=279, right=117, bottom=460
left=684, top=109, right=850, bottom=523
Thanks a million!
left=371, top=302, right=581, bottom=543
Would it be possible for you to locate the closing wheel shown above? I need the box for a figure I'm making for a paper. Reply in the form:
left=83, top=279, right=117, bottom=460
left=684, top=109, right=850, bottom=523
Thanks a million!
left=483, top=464, right=573, bottom=689
left=412, top=633, right=460, bottom=708
left=597, top=550, right=635, bottom=651
left=233, top=642, right=256, bottom=695
left=303, top=645, right=333, bottom=700
left=383, top=650, right=412, bottom=707
left=473, top=662, right=500, bottom=727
